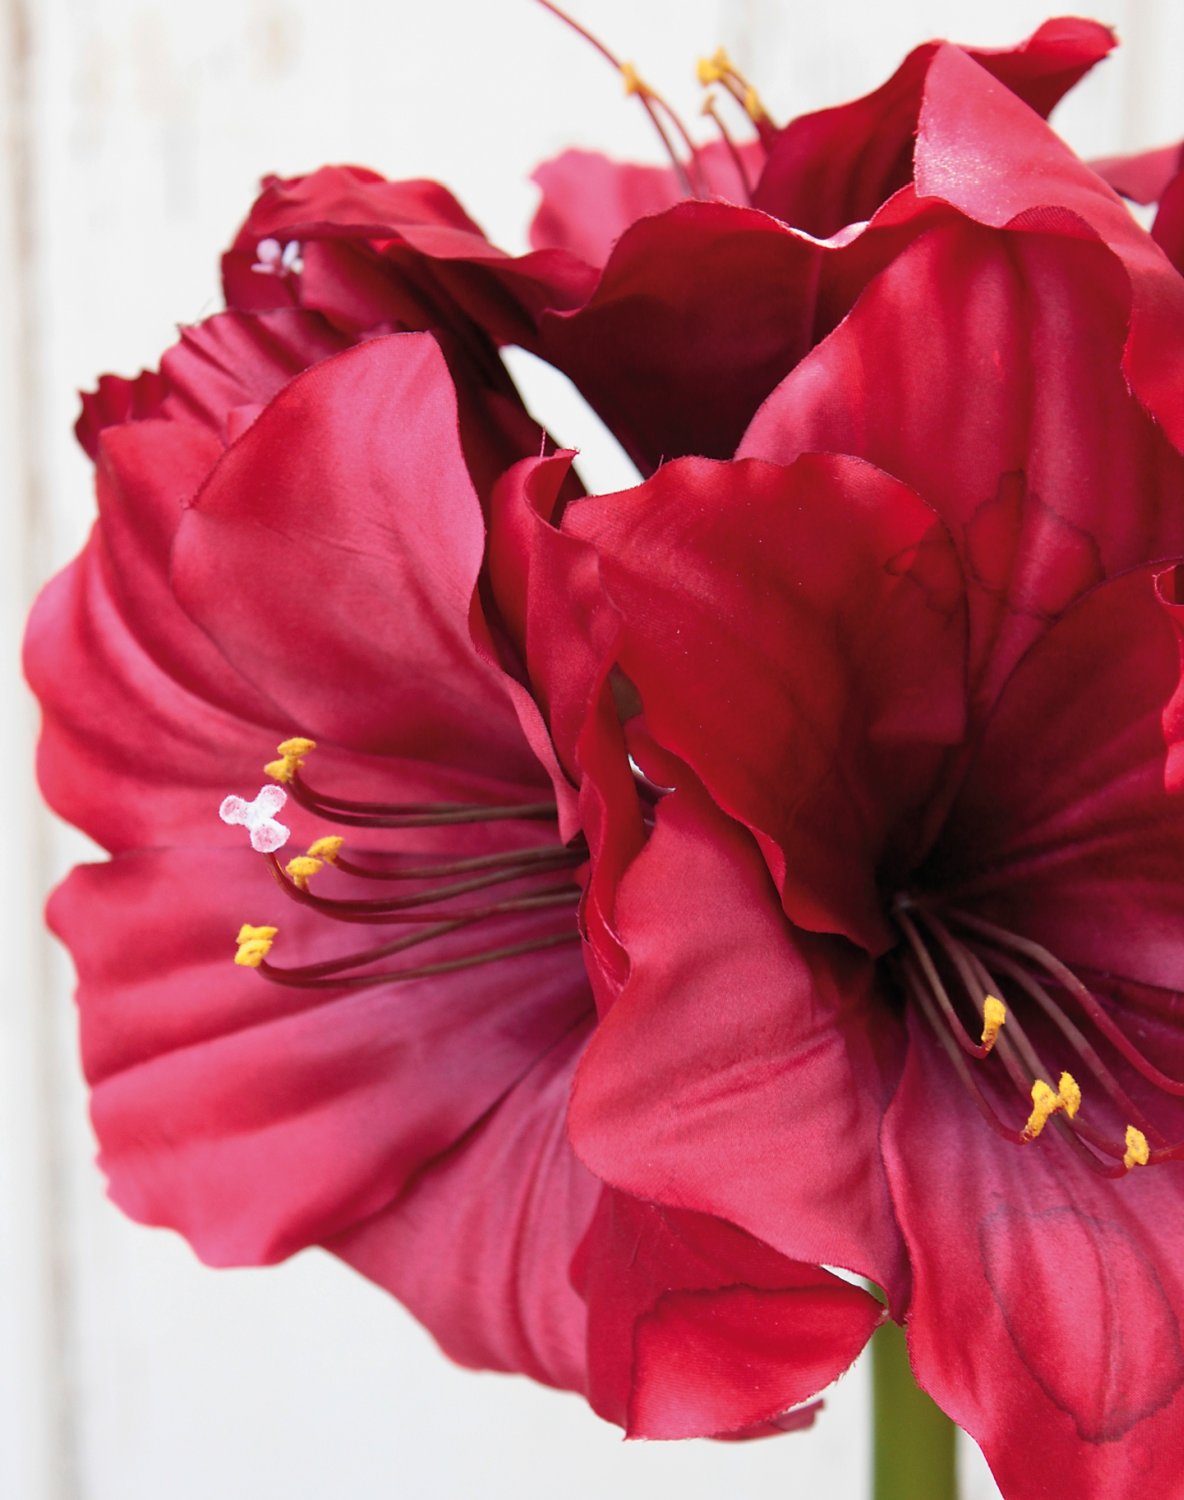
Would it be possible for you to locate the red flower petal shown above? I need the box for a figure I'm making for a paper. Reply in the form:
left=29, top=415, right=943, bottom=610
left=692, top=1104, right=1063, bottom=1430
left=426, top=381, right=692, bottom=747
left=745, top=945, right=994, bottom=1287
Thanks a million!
left=914, top=43, right=1184, bottom=451
left=884, top=1013, right=1184, bottom=1500
left=529, top=142, right=762, bottom=266
left=329, top=1022, right=598, bottom=1396
left=171, top=333, right=542, bottom=780
left=563, top=453, right=966, bottom=950
left=741, top=217, right=1184, bottom=718
left=568, top=775, right=909, bottom=1310
left=53, top=848, right=590, bottom=1267
left=752, top=18, right=1114, bottom=236
left=223, top=164, right=594, bottom=345
left=930, top=566, right=1184, bottom=993
left=575, top=1193, right=883, bottom=1438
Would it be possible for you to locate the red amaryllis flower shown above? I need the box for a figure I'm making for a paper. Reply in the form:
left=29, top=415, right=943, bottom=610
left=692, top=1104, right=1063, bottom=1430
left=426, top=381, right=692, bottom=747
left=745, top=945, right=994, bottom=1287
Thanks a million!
left=26, top=272, right=881, bottom=1434
left=525, top=17, right=1116, bottom=474
left=545, top=44, right=1184, bottom=1500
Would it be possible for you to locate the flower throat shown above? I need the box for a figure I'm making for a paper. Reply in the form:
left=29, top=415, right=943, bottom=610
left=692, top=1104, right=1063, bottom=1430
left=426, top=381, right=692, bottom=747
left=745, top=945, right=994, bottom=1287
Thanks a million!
left=889, top=893, right=1184, bottom=1178
left=222, top=738, right=583, bottom=990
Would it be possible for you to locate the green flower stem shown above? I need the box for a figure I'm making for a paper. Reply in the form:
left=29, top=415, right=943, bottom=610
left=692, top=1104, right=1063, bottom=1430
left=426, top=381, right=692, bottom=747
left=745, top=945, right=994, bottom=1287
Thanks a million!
left=872, top=1319, right=959, bottom=1500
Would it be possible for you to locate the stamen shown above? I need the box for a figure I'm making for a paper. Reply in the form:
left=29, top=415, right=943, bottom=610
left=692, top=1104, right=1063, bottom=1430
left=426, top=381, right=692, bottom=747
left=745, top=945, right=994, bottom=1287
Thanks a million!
left=284, top=854, right=322, bottom=891
left=901, top=961, right=1027, bottom=1145
left=946, top=908, right=1184, bottom=1098
left=700, top=93, right=755, bottom=202
left=1125, top=1126, right=1150, bottom=1170
left=696, top=45, right=774, bottom=137
left=981, top=995, right=1006, bottom=1052
left=307, top=836, right=343, bottom=864
left=267, top=850, right=580, bottom=924
left=1023, top=1072, right=1081, bottom=1140
left=257, top=929, right=579, bottom=990
left=235, top=923, right=277, bottom=967
left=533, top=0, right=700, bottom=196
left=969, top=942, right=1161, bottom=1142
left=230, top=735, right=584, bottom=994
left=264, top=737, right=316, bottom=783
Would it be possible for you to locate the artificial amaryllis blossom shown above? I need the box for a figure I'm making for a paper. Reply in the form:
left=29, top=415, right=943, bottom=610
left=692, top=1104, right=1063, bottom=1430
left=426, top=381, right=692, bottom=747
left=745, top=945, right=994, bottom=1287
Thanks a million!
left=529, top=35, right=1184, bottom=1500
left=26, top=275, right=879, bottom=1432
left=26, top=3, right=1184, bottom=1483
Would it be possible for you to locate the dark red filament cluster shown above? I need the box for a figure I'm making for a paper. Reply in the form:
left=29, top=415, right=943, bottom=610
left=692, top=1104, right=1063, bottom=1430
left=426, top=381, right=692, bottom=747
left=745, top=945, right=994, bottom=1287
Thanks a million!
left=892, top=897, right=1184, bottom=1175
left=255, top=767, right=584, bottom=989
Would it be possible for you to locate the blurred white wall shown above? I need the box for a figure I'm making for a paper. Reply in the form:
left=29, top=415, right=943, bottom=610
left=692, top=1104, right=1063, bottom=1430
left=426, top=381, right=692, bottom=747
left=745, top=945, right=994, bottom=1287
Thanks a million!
left=3, top=2, right=1180, bottom=1497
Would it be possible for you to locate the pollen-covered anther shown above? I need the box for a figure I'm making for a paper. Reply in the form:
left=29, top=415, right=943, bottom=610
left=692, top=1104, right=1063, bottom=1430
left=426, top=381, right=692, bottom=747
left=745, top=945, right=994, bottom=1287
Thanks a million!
left=620, top=61, right=648, bottom=97
left=1124, top=1125, right=1150, bottom=1170
left=696, top=47, right=731, bottom=85
left=307, top=836, right=343, bottom=864
left=234, top=923, right=277, bottom=967
left=980, top=995, right=1006, bottom=1052
left=284, top=855, right=323, bottom=891
left=265, top=736, right=317, bottom=784
left=1023, top=1071, right=1082, bottom=1140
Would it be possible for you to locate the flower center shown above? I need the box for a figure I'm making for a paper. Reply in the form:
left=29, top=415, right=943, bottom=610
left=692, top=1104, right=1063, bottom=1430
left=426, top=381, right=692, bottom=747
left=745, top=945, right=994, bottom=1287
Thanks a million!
left=222, top=738, right=584, bottom=990
left=887, top=894, right=1184, bottom=1176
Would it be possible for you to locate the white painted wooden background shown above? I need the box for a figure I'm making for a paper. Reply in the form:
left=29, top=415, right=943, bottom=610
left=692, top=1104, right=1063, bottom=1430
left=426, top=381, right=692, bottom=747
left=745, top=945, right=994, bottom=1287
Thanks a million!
left=2, top=2, right=1179, bottom=1497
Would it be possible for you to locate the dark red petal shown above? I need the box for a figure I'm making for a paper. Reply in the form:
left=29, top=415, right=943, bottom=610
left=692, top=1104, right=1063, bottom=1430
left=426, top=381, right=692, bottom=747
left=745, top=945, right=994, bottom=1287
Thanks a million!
left=76, top=369, right=167, bottom=458
left=931, top=566, right=1184, bottom=993
left=172, top=333, right=541, bottom=780
left=529, top=143, right=761, bottom=266
left=157, top=309, right=353, bottom=437
left=914, top=43, right=1184, bottom=451
left=27, top=312, right=379, bottom=850
left=52, top=848, right=589, bottom=1266
left=742, top=218, right=1184, bottom=720
left=884, top=1013, right=1184, bottom=1500
left=1158, top=564, right=1184, bottom=793
left=222, top=165, right=594, bottom=344
left=753, top=19, right=1113, bottom=235
left=576, top=1193, right=882, bottom=1438
left=25, top=530, right=278, bottom=850
left=564, top=454, right=966, bottom=950
left=329, top=1022, right=598, bottom=1396
left=536, top=202, right=826, bottom=472
left=1151, top=169, right=1184, bottom=277
left=568, top=776, right=909, bottom=1310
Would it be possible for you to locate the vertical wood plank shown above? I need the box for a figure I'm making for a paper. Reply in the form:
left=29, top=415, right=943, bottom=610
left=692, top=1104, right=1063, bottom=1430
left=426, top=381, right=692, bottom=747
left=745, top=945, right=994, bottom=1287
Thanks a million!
left=2, top=0, right=76, bottom=1493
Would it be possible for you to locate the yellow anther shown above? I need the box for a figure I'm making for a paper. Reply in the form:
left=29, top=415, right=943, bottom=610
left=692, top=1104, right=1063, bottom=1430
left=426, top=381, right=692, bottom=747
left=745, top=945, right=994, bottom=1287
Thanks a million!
left=265, top=736, right=316, bottom=783
left=1057, top=1071, right=1082, bottom=1120
left=1124, top=1125, right=1150, bottom=1170
left=696, top=47, right=731, bottom=86
left=620, top=62, right=647, bottom=97
left=1023, top=1072, right=1082, bottom=1139
left=980, top=995, right=1006, bottom=1052
left=1024, top=1080, right=1060, bottom=1139
left=234, top=923, right=277, bottom=968
left=307, top=835, right=343, bottom=864
left=284, top=855, right=322, bottom=891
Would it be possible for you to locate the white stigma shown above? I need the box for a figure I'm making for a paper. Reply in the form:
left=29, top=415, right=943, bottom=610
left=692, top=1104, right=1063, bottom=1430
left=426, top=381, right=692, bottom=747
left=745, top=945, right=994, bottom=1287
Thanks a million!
left=219, top=785, right=291, bottom=853
left=251, top=238, right=303, bottom=277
